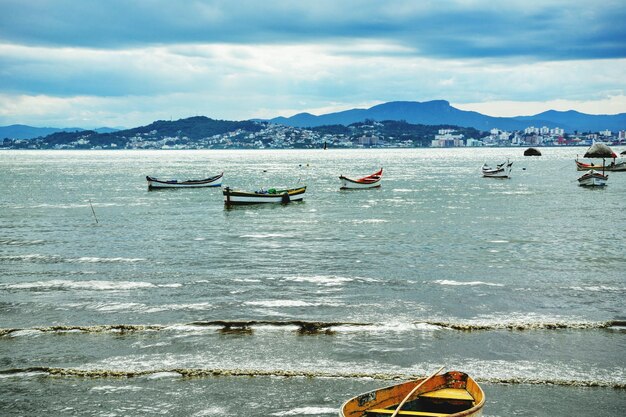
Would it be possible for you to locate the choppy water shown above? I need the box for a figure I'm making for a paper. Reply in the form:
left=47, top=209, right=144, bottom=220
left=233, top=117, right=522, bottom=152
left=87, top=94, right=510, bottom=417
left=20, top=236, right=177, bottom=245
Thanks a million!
left=1, top=148, right=625, bottom=416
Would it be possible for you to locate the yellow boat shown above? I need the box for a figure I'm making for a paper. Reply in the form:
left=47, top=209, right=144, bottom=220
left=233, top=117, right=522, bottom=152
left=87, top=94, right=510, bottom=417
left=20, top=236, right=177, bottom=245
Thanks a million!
left=340, top=370, right=484, bottom=417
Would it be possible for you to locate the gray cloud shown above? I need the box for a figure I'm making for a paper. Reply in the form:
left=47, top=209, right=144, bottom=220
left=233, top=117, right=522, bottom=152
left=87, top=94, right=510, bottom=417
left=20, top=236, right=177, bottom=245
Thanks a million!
left=1, top=0, right=625, bottom=60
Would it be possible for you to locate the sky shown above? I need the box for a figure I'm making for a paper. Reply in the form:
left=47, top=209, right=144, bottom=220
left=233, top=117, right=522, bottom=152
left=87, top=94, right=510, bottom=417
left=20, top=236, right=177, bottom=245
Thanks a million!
left=1, top=0, right=625, bottom=129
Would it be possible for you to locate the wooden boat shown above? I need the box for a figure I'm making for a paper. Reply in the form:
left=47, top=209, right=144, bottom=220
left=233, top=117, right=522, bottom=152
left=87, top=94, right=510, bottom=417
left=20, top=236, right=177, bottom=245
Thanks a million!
left=340, top=370, right=484, bottom=417
left=481, top=160, right=512, bottom=178
left=146, top=172, right=223, bottom=189
left=340, top=168, right=383, bottom=189
left=575, top=160, right=626, bottom=171
left=223, top=186, right=306, bottom=206
left=577, top=169, right=608, bottom=186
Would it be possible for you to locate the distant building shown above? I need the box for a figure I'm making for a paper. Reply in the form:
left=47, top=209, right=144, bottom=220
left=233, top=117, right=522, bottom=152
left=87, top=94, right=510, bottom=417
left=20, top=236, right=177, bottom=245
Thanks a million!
left=432, top=129, right=464, bottom=147
left=465, top=138, right=483, bottom=147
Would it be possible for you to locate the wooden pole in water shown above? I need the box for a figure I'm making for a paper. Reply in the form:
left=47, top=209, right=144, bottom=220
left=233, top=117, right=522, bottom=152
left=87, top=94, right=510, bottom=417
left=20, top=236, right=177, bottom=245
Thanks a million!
left=390, top=366, right=445, bottom=417
left=89, top=199, right=99, bottom=224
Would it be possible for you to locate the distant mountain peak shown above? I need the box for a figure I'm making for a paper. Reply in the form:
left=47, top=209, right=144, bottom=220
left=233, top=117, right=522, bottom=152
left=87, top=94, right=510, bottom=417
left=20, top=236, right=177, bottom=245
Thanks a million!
left=267, top=100, right=626, bottom=132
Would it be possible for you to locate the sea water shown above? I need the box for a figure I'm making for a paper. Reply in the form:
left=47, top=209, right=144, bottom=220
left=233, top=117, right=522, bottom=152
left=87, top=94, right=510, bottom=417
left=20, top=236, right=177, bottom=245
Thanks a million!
left=0, top=148, right=624, bottom=416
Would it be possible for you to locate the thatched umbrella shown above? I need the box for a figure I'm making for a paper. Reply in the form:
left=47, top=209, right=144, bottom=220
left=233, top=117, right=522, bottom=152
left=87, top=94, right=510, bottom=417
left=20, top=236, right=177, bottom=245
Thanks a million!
left=524, top=147, right=541, bottom=156
left=583, top=143, right=615, bottom=175
left=584, top=143, right=615, bottom=158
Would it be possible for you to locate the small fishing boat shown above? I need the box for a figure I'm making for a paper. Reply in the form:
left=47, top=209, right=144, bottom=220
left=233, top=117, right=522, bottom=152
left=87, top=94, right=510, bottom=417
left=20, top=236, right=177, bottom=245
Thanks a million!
left=577, top=169, right=608, bottom=186
left=146, top=172, right=223, bottom=189
left=575, top=159, right=626, bottom=171
left=340, top=168, right=383, bottom=189
left=481, top=160, right=513, bottom=178
left=340, top=369, right=484, bottom=417
left=223, top=186, right=306, bottom=206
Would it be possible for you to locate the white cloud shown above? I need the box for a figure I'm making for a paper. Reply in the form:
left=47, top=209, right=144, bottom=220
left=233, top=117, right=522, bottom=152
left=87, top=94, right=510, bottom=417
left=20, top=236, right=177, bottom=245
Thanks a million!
left=1, top=40, right=625, bottom=127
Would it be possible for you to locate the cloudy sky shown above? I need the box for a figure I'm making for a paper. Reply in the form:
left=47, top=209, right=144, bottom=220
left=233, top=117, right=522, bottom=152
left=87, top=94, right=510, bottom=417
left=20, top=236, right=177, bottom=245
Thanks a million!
left=1, top=0, right=625, bottom=128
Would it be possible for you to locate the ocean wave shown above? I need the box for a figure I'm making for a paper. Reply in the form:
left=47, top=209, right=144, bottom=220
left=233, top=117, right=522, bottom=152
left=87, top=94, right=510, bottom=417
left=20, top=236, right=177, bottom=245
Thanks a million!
left=90, top=385, right=143, bottom=393
left=0, top=254, right=145, bottom=264
left=244, top=300, right=338, bottom=308
left=0, top=238, right=45, bottom=246
left=239, top=233, right=296, bottom=239
left=283, top=275, right=353, bottom=286
left=1, top=367, right=623, bottom=389
left=568, top=285, right=625, bottom=292
left=271, top=407, right=337, bottom=415
left=1, top=280, right=158, bottom=291
left=2, top=319, right=623, bottom=338
left=425, top=315, right=624, bottom=331
left=432, top=280, right=504, bottom=287
left=0, top=324, right=164, bottom=337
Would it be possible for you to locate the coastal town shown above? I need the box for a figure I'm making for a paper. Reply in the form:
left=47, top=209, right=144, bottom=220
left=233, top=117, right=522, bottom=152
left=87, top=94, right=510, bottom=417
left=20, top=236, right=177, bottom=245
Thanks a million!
left=1, top=118, right=625, bottom=150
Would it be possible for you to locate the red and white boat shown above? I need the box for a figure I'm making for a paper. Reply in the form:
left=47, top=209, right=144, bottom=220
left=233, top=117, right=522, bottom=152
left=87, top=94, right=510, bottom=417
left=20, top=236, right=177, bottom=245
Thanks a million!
left=339, top=168, right=383, bottom=189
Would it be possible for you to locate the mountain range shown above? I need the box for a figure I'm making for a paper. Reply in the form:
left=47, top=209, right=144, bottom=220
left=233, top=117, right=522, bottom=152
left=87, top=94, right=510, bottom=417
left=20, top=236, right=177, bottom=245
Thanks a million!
left=2, top=100, right=625, bottom=140
left=268, top=100, right=626, bottom=133
left=0, top=125, right=118, bottom=140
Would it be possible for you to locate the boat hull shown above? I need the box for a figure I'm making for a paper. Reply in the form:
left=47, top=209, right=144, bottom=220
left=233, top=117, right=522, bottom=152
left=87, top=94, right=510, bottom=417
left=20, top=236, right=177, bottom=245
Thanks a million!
left=146, top=173, right=223, bottom=189
left=575, top=160, right=626, bottom=171
left=339, top=169, right=383, bottom=189
left=340, top=371, right=484, bottom=417
left=223, top=186, right=306, bottom=205
left=578, top=170, right=608, bottom=186
left=481, top=161, right=512, bottom=178
left=339, top=177, right=382, bottom=189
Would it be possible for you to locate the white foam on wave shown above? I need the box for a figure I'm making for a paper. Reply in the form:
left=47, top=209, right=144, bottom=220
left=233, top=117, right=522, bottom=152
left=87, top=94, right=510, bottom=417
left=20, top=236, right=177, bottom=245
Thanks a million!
left=245, top=300, right=320, bottom=308
left=92, top=302, right=145, bottom=312
left=193, top=406, right=229, bottom=416
left=455, top=358, right=625, bottom=388
left=0, top=254, right=60, bottom=262
left=233, top=278, right=262, bottom=283
left=158, top=283, right=183, bottom=288
left=90, top=385, right=143, bottom=392
left=432, top=279, right=504, bottom=287
left=568, top=285, right=624, bottom=292
left=342, top=218, right=388, bottom=224
left=334, top=321, right=439, bottom=333
left=0, top=239, right=45, bottom=246
left=1, top=280, right=156, bottom=291
left=143, top=372, right=182, bottom=380
left=72, top=256, right=145, bottom=263
left=271, top=407, right=337, bottom=415
left=144, top=302, right=213, bottom=313
left=240, top=233, right=295, bottom=239
left=432, top=312, right=607, bottom=330
left=284, top=275, right=353, bottom=286
left=0, top=254, right=145, bottom=264
left=7, top=329, right=43, bottom=338
left=0, top=371, right=47, bottom=379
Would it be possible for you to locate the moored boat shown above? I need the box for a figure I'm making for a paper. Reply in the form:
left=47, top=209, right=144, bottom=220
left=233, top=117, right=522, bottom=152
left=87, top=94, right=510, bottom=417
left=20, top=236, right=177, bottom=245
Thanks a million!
left=223, top=186, right=306, bottom=206
left=481, top=160, right=513, bottom=178
left=146, top=172, right=223, bottom=189
left=577, top=169, right=608, bottom=186
left=339, top=370, right=484, bottom=417
left=575, top=159, right=626, bottom=171
left=340, top=168, right=383, bottom=189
